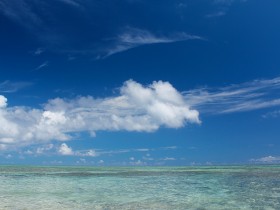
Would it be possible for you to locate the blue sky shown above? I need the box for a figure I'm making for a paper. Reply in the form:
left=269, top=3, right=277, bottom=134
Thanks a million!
left=1, top=0, right=280, bottom=166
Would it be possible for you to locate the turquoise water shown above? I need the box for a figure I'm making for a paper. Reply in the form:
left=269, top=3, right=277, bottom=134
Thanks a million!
left=0, top=166, right=280, bottom=209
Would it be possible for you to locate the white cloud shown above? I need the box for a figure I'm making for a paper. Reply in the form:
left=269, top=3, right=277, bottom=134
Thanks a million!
left=129, top=159, right=146, bottom=166
left=76, top=149, right=98, bottom=157
left=5, top=154, right=12, bottom=159
left=121, top=80, right=200, bottom=127
left=250, top=156, right=280, bottom=164
left=23, top=143, right=98, bottom=157
left=3, top=76, right=279, bottom=152
left=0, top=80, right=199, bottom=150
left=0, top=95, right=7, bottom=108
left=0, top=1, right=204, bottom=59
left=36, top=144, right=54, bottom=154
left=58, top=143, right=73, bottom=155
left=103, top=27, right=204, bottom=58
left=183, top=77, right=280, bottom=114
left=161, top=146, right=178, bottom=150
left=135, top=148, right=150, bottom=152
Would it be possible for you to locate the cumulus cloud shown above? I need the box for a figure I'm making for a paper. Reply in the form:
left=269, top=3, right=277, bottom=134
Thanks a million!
left=58, top=143, right=73, bottom=155
left=75, top=149, right=98, bottom=157
left=1, top=76, right=280, bottom=152
left=0, top=80, right=199, bottom=150
left=0, top=95, right=7, bottom=108
left=36, top=144, right=54, bottom=154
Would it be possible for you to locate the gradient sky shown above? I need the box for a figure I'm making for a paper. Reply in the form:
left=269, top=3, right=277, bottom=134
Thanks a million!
left=1, top=0, right=280, bottom=166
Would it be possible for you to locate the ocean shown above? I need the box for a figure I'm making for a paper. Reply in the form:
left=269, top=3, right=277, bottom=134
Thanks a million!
left=0, top=165, right=279, bottom=209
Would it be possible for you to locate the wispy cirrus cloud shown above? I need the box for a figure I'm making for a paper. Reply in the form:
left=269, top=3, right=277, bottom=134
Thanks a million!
left=213, top=0, right=248, bottom=6
left=102, top=27, right=204, bottom=58
left=33, top=48, right=45, bottom=55
left=0, top=1, right=205, bottom=59
left=262, top=110, right=280, bottom=119
left=183, top=77, right=280, bottom=114
left=206, top=0, right=248, bottom=18
left=0, top=80, right=32, bottom=93
left=205, top=11, right=226, bottom=18
left=34, top=61, right=48, bottom=71
left=57, top=0, right=81, bottom=7
left=0, top=0, right=43, bottom=30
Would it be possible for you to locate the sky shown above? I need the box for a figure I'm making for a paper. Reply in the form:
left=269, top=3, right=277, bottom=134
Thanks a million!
left=1, top=0, right=280, bottom=166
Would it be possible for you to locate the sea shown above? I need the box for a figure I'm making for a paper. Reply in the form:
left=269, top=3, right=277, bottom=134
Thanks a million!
left=0, top=165, right=279, bottom=209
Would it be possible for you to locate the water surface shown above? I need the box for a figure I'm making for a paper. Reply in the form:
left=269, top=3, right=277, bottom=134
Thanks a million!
left=0, top=165, right=279, bottom=209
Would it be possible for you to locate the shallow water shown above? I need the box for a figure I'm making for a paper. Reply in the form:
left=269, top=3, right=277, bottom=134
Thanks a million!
left=0, top=165, right=279, bottom=209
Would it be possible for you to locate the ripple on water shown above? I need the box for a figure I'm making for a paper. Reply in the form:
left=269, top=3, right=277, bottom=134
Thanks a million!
left=0, top=165, right=279, bottom=209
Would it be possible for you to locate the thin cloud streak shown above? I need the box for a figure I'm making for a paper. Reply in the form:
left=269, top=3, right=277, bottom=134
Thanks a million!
left=34, top=61, right=48, bottom=71
left=0, top=1, right=205, bottom=59
left=102, top=27, right=204, bottom=58
left=57, top=0, right=81, bottom=7
left=0, top=80, right=32, bottom=93
left=0, top=0, right=42, bottom=30
left=184, top=77, right=280, bottom=114
left=262, top=110, right=280, bottom=119
left=205, top=11, right=226, bottom=18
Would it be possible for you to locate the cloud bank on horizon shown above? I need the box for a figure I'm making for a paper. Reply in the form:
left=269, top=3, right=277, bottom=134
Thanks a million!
left=0, top=80, right=200, bottom=151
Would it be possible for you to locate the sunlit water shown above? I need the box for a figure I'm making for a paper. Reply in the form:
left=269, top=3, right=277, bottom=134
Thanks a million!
left=0, top=165, right=279, bottom=209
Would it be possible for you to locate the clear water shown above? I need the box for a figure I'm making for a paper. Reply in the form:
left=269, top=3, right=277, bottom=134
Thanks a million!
left=0, top=166, right=279, bottom=209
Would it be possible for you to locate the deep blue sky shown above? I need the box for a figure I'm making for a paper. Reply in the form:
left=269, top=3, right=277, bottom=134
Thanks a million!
left=1, top=0, right=280, bottom=166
